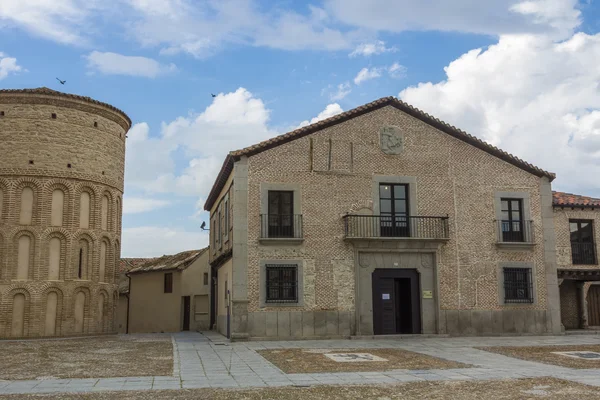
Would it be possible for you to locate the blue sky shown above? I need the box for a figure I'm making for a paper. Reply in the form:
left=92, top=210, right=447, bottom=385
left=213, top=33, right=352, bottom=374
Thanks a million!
left=2, top=0, right=600, bottom=256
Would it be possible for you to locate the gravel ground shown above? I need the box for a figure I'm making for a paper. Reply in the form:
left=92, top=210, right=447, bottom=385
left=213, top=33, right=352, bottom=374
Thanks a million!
left=257, top=348, right=468, bottom=373
left=0, top=335, right=173, bottom=380
left=478, top=345, right=600, bottom=369
left=1, top=378, right=598, bottom=399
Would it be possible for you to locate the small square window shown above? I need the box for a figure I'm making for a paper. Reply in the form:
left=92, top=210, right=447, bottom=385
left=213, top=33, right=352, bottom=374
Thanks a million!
left=29, top=160, right=34, bottom=165
left=265, top=264, right=298, bottom=303
left=0, top=111, right=5, bottom=117
left=67, top=163, right=71, bottom=168
left=503, top=267, right=533, bottom=303
left=51, top=113, right=57, bottom=119
left=203, top=273, right=208, bottom=286
left=164, top=273, right=173, bottom=293
left=94, top=121, right=98, bottom=128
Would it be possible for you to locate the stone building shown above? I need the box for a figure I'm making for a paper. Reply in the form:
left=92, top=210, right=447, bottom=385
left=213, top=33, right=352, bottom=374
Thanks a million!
left=0, top=87, right=130, bottom=338
left=204, top=96, right=564, bottom=340
left=126, top=248, right=211, bottom=333
left=553, top=192, right=600, bottom=330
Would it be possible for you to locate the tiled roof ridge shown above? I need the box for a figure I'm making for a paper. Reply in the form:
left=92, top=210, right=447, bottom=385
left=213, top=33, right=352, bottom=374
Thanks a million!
left=127, top=247, right=209, bottom=274
left=0, top=87, right=131, bottom=128
left=553, top=191, right=600, bottom=207
left=204, top=96, right=556, bottom=210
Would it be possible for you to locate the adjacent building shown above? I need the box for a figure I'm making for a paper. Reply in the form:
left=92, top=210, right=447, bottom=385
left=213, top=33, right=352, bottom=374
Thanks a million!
left=0, top=87, right=130, bottom=338
left=553, top=192, right=600, bottom=330
left=126, top=248, right=210, bottom=333
left=205, top=96, right=577, bottom=339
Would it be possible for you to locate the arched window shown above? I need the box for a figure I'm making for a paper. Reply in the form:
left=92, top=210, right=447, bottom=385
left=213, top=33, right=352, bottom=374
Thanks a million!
left=79, top=192, right=91, bottom=229
left=50, top=189, right=65, bottom=226
left=17, top=235, right=31, bottom=280
left=19, top=187, right=34, bottom=225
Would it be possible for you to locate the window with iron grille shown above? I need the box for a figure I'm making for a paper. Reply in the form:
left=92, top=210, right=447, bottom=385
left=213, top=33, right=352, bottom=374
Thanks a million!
left=503, top=267, right=533, bottom=303
left=265, top=264, right=298, bottom=303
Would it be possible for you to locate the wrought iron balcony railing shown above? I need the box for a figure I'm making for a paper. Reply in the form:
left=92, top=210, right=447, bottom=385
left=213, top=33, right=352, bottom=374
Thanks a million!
left=343, top=215, right=450, bottom=240
left=571, top=242, right=597, bottom=265
left=260, top=214, right=303, bottom=239
left=496, top=220, right=534, bottom=244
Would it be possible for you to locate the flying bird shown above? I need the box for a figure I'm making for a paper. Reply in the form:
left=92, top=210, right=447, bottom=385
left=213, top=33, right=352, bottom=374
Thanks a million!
left=56, top=78, right=66, bottom=85
left=211, top=93, right=216, bottom=98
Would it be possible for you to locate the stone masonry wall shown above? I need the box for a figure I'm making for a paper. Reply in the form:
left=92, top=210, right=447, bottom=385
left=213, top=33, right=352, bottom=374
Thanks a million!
left=0, top=91, right=128, bottom=338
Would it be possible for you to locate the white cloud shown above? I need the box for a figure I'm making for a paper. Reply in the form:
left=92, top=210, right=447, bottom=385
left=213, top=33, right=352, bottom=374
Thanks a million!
left=388, top=62, right=407, bottom=79
left=0, top=0, right=97, bottom=45
left=123, top=197, right=171, bottom=214
left=399, top=31, right=600, bottom=195
left=0, top=52, right=23, bottom=80
left=326, top=0, right=581, bottom=39
left=354, top=67, right=382, bottom=85
left=85, top=51, right=177, bottom=78
left=121, top=226, right=208, bottom=257
left=349, top=41, right=396, bottom=57
left=325, top=82, right=351, bottom=101
left=297, top=103, right=344, bottom=128
left=125, top=88, right=273, bottom=200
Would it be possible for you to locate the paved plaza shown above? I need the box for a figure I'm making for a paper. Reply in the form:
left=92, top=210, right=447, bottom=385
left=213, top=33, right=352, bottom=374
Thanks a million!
left=1, top=332, right=600, bottom=395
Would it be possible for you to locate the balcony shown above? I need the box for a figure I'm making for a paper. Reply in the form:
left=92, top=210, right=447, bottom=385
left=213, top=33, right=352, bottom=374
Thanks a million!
left=259, top=214, right=303, bottom=244
left=495, top=220, right=534, bottom=249
left=343, top=215, right=450, bottom=241
left=572, top=242, right=597, bottom=265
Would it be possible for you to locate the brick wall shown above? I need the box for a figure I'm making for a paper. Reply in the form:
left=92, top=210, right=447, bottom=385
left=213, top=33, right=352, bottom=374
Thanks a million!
left=0, top=91, right=128, bottom=338
left=244, top=105, right=547, bottom=315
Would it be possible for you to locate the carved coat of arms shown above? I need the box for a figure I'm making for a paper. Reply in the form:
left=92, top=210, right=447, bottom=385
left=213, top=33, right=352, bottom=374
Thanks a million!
left=379, top=126, right=404, bottom=155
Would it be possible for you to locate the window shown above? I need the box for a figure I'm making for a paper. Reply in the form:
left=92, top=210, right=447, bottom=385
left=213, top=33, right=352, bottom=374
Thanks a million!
left=500, top=198, right=524, bottom=242
left=78, top=248, right=83, bottom=279
left=503, top=267, right=533, bottom=303
left=570, top=220, right=596, bottom=265
left=267, top=191, right=294, bottom=238
left=379, top=183, right=409, bottom=237
left=164, top=273, right=173, bottom=293
left=217, top=205, right=222, bottom=248
left=203, top=273, right=208, bottom=286
left=224, top=199, right=229, bottom=241
left=265, top=264, right=298, bottom=303
left=224, top=279, right=228, bottom=300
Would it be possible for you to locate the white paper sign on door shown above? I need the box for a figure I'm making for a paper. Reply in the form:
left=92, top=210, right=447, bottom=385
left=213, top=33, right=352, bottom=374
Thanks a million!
left=382, top=293, right=390, bottom=300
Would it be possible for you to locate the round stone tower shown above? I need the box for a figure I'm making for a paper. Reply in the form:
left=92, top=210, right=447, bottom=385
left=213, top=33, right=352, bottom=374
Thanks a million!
left=0, top=87, right=130, bottom=338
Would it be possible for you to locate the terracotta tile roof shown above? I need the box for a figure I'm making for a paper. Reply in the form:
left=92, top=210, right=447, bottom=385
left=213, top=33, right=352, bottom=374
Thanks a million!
left=553, top=191, right=600, bottom=208
left=127, top=247, right=209, bottom=274
left=204, top=96, right=556, bottom=210
left=119, top=258, right=156, bottom=274
left=0, top=87, right=131, bottom=128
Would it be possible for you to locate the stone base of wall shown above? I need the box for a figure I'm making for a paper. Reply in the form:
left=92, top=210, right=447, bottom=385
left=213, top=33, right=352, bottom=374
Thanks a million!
left=439, top=309, right=552, bottom=336
left=247, top=311, right=355, bottom=339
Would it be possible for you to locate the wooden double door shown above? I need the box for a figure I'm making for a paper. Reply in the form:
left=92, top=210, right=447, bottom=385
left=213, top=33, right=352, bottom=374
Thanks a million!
left=372, top=269, right=421, bottom=335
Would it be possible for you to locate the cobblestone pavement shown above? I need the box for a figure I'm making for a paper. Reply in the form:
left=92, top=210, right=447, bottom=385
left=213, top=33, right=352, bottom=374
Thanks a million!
left=2, top=332, right=600, bottom=395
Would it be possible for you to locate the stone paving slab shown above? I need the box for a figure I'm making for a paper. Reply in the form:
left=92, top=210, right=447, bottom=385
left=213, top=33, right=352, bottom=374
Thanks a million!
left=1, top=332, right=600, bottom=395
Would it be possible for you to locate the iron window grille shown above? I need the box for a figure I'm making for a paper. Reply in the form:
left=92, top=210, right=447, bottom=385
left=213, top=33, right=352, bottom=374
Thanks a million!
left=265, top=264, right=298, bottom=303
left=503, top=267, right=533, bottom=303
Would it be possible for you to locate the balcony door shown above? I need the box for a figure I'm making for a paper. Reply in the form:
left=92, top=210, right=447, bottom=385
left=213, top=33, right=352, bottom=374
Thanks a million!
left=501, top=198, right=524, bottom=242
left=380, top=184, right=409, bottom=237
left=570, top=220, right=596, bottom=265
left=268, top=191, right=294, bottom=238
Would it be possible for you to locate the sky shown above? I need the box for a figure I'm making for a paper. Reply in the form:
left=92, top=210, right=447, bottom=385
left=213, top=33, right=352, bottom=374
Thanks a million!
left=2, top=0, right=600, bottom=257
